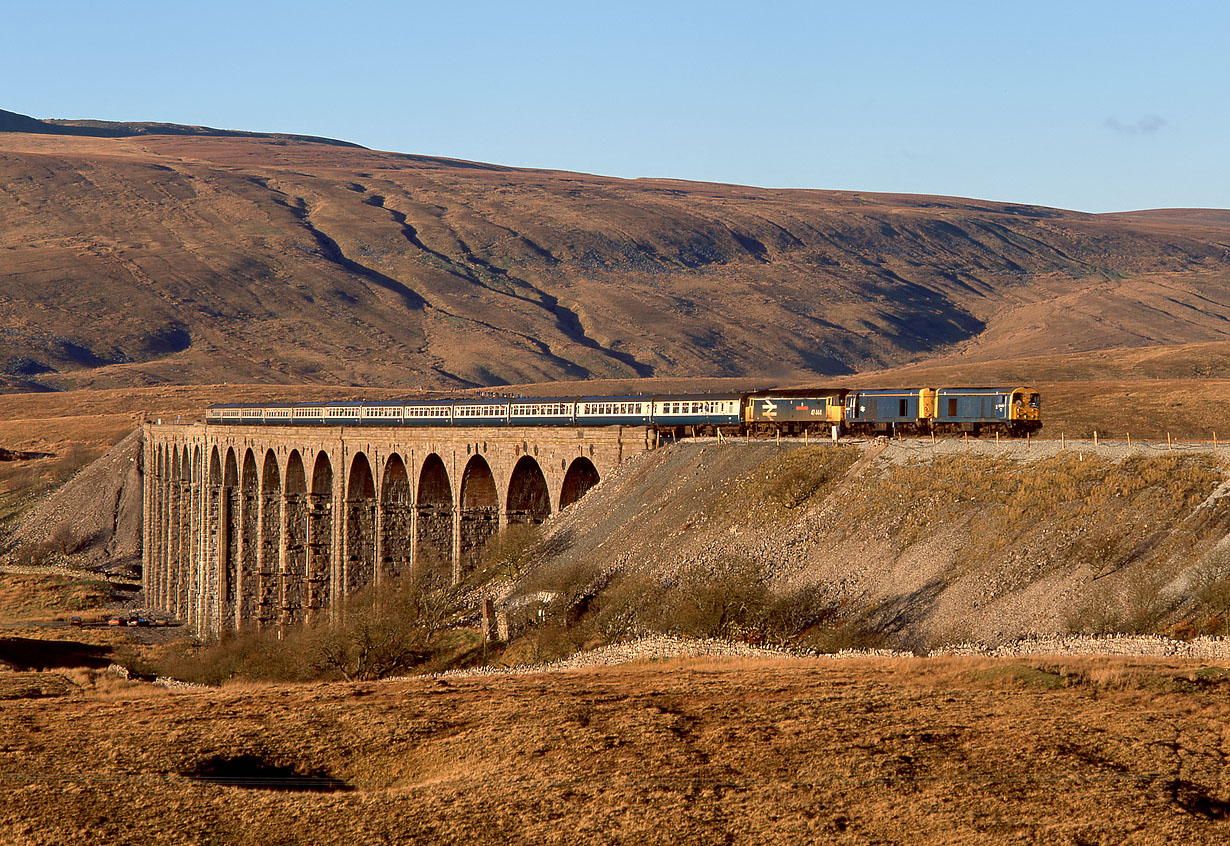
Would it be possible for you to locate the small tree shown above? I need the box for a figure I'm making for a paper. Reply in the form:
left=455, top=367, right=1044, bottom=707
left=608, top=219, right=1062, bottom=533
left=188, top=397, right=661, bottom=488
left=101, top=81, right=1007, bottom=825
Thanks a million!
left=1192, top=548, right=1230, bottom=634
left=311, top=574, right=461, bottom=681
left=660, top=555, right=770, bottom=640
left=477, top=523, right=542, bottom=582
left=50, top=523, right=79, bottom=556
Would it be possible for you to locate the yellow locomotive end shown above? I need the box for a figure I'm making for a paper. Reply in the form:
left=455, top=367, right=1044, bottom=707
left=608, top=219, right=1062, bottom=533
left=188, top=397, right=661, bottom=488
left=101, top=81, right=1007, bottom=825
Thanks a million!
left=1008, top=387, right=1041, bottom=423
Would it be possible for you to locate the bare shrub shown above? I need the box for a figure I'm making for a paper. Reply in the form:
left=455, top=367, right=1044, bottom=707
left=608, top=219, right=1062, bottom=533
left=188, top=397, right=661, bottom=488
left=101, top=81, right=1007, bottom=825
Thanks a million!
left=1121, top=567, right=1177, bottom=634
left=155, top=572, right=469, bottom=685
left=311, top=577, right=455, bottom=681
left=584, top=570, right=647, bottom=644
left=13, top=541, right=45, bottom=568
left=1065, top=592, right=1128, bottom=636
left=49, top=523, right=80, bottom=556
left=758, top=587, right=842, bottom=647
left=646, top=555, right=770, bottom=640
left=1065, top=566, right=1176, bottom=636
left=477, top=523, right=542, bottom=582
left=1188, top=548, right=1230, bottom=635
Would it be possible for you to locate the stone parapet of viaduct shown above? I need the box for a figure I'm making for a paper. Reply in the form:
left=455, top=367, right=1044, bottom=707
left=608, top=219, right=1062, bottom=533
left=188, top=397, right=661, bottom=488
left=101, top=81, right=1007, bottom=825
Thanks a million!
left=143, top=422, right=652, bottom=637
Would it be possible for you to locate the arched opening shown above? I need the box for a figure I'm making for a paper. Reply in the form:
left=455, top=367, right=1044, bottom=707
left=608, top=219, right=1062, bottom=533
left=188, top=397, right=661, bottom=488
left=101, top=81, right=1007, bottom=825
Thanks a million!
left=212, top=450, right=233, bottom=627
left=152, top=445, right=166, bottom=612
left=415, top=454, right=453, bottom=575
left=460, top=455, right=499, bottom=574
left=282, top=451, right=308, bottom=625
left=506, top=455, right=550, bottom=526
left=381, top=454, right=412, bottom=583
left=237, top=450, right=258, bottom=628
left=307, top=453, right=334, bottom=620
left=169, top=446, right=183, bottom=620
left=258, top=451, right=281, bottom=627
left=346, top=453, right=376, bottom=595
left=192, top=446, right=205, bottom=629
left=560, top=457, right=600, bottom=509
left=206, top=447, right=221, bottom=623
left=177, top=445, right=190, bottom=624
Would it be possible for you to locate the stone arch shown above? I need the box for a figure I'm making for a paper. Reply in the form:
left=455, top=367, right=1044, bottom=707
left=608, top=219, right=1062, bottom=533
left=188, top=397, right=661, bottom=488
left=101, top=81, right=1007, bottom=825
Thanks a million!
left=346, top=453, right=376, bottom=595
left=507, top=455, right=551, bottom=525
left=460, top=454, right=499, bottom=574
left=560, top=457, right=600, bottom=509
left=186, top=445, right=201, bottom=629
left=236, top=449, right=258, bottom=628
left=307, top=452, right=334, bottom=620
left=168, top=445, right=182, bottom=620
left=258, top=450, right=281, bottom=627
left=151, top=444, right=166, bottom=611
left=180, top=446, right=196, bottom=626
left=381, top=454, right=412, bottom=583
left=415, top=454, right=453, bottom=574
left=282, top=451, right=308, bottom=625
left=224, top=446, right=239, bottom=484
left=210, top=445, right=231, bottom=629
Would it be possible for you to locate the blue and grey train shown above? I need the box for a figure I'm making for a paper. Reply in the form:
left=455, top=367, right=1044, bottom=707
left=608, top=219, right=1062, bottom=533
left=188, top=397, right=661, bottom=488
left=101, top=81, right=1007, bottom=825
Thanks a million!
left=207, top=386, right=1041, bottom=437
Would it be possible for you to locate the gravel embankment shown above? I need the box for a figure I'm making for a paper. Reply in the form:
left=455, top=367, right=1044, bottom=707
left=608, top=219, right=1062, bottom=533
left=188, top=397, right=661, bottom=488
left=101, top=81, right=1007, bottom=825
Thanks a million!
left=5, top=428, right=143, bottom=574
left=505, top=436, right=1230, bottom=653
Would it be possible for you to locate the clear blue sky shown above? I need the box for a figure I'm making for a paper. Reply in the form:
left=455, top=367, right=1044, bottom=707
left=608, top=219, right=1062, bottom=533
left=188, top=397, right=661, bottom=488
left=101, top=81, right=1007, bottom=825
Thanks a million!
left=5, top=1, right=1227, bottom=212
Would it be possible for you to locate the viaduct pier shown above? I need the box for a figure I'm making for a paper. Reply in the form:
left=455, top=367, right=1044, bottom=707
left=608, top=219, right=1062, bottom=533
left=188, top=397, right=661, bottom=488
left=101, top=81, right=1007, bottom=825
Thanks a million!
left=143, top=422, right=652, bottom=636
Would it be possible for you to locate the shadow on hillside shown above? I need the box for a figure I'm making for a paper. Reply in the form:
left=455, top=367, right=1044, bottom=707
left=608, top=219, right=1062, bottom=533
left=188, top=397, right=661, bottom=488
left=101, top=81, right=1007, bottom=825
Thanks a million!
left=185, top=754, right=352, bottom=793
left=535, top=527, right=578, bottom=562
left=863, top=579, right=948, bottom=653
left=0, top=637, right=113, bottom=671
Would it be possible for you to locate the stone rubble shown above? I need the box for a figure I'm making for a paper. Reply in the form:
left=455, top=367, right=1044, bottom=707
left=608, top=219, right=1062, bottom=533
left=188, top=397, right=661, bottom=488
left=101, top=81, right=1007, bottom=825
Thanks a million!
left=430, top=632, right=1230, bottom=680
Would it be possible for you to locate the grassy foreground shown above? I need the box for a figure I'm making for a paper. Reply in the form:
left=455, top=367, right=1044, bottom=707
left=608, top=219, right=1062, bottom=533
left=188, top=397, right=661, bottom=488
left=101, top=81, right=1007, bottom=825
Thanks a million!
left=3, top=656, right=1230, bottom=844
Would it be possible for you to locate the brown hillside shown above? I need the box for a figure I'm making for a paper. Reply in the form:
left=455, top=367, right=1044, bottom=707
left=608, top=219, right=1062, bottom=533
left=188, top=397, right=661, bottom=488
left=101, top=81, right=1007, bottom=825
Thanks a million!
left=2, top=128, right=1230, bottom=390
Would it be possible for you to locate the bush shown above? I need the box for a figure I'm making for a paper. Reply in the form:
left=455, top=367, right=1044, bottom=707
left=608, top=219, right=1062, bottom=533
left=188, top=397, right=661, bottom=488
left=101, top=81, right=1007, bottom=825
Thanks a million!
left=477, top=523, right=542, bottom=582
left=1187, top=547, right=1230, bottom=635
left=155, top=573, right=469, bottom=685
left=1065, top=566, right=1177, bottom=636
left=664, top=550, right=767, bottom=639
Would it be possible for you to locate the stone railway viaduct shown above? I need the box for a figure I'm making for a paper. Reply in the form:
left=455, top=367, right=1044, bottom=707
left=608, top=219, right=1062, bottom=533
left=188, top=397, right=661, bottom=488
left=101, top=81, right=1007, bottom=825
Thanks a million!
left=143, top=422, right=653, bottom=636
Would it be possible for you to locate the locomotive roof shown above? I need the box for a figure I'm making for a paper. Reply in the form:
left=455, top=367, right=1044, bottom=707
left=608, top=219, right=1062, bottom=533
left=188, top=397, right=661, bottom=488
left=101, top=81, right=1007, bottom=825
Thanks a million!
left=746, top=388, right=846, bottom=397
left=934, top=386, right=1036, bottom=394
